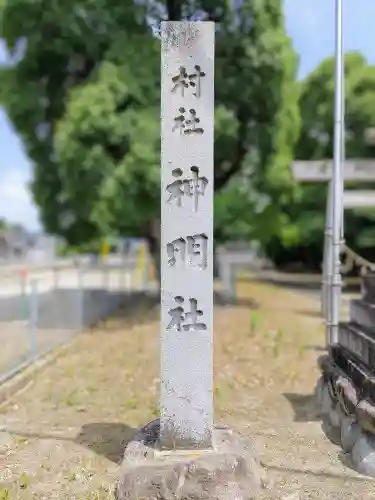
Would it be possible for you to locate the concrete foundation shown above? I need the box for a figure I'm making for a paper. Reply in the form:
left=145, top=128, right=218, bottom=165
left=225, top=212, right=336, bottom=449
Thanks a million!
left=115, top=419, right=268, bottom=500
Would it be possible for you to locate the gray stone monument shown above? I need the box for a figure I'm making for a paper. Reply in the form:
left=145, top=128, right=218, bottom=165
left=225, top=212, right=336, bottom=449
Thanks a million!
left=160, top=19, right=214, bottom=451
left=115, top=21, right=266, bottom=500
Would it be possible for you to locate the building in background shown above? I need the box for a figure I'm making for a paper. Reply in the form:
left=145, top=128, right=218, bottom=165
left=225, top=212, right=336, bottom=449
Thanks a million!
left=0, top=225, right=58, bottom=264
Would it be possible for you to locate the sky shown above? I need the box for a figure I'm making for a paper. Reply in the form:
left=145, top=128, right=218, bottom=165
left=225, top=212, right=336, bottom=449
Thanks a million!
left=1, top=0, right=375, bottom=232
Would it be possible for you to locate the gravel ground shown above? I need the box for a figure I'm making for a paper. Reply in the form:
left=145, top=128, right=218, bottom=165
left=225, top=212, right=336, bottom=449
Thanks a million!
left=0, top=277, right=374, bottom=499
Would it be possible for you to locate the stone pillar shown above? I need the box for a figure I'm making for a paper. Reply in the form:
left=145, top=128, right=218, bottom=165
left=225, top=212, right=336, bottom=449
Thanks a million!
left=160, top=21, right=214, bottom=450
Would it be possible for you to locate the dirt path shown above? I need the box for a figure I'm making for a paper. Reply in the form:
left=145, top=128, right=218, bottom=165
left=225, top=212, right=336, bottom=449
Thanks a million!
left=0, top=277, right=374, bottom=499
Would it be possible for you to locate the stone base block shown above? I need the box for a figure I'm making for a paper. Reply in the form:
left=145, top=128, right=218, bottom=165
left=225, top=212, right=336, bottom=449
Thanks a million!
left=115, top=419, right=267, bottom=500
left=314, top=376, right=375, bottom=477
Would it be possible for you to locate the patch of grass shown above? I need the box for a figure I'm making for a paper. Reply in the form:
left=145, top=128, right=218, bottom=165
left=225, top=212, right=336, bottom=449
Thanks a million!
left=124, top=398, right=138, bottom=410
left=249, top=311, right=260, bottom=336
left=298, top=343, right=306, bottom=359
left=275, top=328, right=284, bottom=343
left=0, top=488, right=10, bottom=500
left=13, top=435, right=28, bottom=446
left=63, top=389, right=82, bottom=406
left=87, top=383, right=97, bottom=394
left=149, top=403, right=159, bottom=418
left=68, top=471, right=77, bottom=482
left=18, top=473, right=30, bottom=490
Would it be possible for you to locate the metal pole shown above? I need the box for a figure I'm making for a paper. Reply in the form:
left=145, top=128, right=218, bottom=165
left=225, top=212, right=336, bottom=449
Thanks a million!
left=322, top=181, right=333, bottom=319
left=340, top=23, right=345, bottom=244
left=329, top=0, right=344, bottom=345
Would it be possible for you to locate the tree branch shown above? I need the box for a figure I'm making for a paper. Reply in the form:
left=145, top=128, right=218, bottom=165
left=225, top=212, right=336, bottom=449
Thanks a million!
left=166, top=0, right=182, bottom=20
left=215, top=119, right=247, bottom=190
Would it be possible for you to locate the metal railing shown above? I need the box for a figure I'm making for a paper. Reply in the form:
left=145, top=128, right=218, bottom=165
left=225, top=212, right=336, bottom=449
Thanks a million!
left=0, top=254, right=155, bottom=385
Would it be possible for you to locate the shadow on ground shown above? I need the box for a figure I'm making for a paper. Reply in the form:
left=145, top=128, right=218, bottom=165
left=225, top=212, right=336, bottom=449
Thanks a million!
left=283, top=392, right=320, bottom=422
left=76, top=422, right=137, bottom=463
left=1, top=422, right=137, bottom=464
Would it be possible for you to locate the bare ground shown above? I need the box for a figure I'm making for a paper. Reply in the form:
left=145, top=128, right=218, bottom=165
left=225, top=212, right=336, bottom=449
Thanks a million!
left=0, top=322, right=75, bottom=377
left=0, top=277, right=374, bottom=499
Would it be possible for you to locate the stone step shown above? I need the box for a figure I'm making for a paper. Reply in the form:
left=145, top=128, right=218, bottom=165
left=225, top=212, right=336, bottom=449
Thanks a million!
left=361, top=273, right=375, bottom=302
left=338, top=322, right=375, bottom=368
left=329, top=344, right=375, bottom=402
left=349, top=299, right=375, bottom=331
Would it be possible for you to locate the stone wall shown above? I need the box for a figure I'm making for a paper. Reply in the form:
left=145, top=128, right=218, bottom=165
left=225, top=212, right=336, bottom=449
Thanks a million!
left=315, top=272, right=375, bottom=476
left=0, top=288, right=123, bottom=330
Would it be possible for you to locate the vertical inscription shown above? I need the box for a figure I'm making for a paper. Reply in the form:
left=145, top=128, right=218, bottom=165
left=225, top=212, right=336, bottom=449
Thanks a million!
left=160, top=21, right=215, bottom=450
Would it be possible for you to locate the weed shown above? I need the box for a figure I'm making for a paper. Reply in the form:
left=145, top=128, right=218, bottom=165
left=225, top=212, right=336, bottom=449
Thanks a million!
left=19, top=473, right=29, bottom=489
left=298, top=343, right=306, bottom=359
left=87, top=384, right=97, bottom=394
left=0, top=405, right=9, bottom=415
left=64, top=389, right=80, bottom=406
left=0, top=488, right=10, bottom=500
left=214, top=386, right=222, bottom=398
left=13, top=436, right=28, bottom=447
left=249, top=312, right=260, bottom=336
left=68, top=471, right=77, bottom=482
left=275, top=328, right=284, bottom=343
left=149, top=404, right=159, bottom=418
left=124, top=398, right=138, bottom=410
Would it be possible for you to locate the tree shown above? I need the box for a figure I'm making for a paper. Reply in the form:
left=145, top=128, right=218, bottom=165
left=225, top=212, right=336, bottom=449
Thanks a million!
left=0, top=0, right=300, bottom=277
left=265, top=52, right=375, bottom=269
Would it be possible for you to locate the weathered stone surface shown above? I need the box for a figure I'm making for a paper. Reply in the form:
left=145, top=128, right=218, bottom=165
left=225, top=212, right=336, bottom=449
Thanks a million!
left=320, top=382, right=335, bottom=417
left=341, top=415, right=361, bottom=453
left=335, top=375, right=358, bottom=415
left=351, top=432, right=375, bottom=477
left=321, top=403, right=344, bottom=446
left=333, top=403, right=346, bottom=428
left=338, top=322, right=371, bottom=366
left=356, top=399, right=375, bottom=436
left=361, top=273, right=375, bottom=303
left=318, top=355, right=332, bottom=378
left=350, top=299, right=375, bottom=332
left=314, top=376, right=324, bottom=410
left=116, top=420, right=267, bottom=500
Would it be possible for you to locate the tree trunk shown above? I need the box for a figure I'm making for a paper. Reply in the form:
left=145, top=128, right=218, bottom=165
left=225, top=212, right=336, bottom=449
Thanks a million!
left=146, top=218, right=161, bottom=287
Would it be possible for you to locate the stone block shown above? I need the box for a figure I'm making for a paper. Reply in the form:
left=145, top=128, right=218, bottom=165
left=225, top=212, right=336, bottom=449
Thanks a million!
left=356, top=399, right=375, bottom=436
left=338, top=321, right=375, bottom=369
left=314, top=376, right=324, bottom=409
left=335, top=375, right=358, bottom=415
left=36, top=288, right=123, bottom=330
left=350, top=299, right=375, bottom=332
left=361, top=273, right=375, bottom=303
left=319, top=382, right=335, bottom=417
left=330, top=344, right=375, bottom=401
left=341, top=415, right=361, bottom=453
left=351, top=432, right=375, bottom=477
left=115, top=420, right=267, bottom=500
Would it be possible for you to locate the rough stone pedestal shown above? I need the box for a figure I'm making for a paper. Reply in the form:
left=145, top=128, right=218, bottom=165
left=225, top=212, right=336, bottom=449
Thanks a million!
left=315, top=375, right=375, bottom=477
left=115, top=419, right=267, bottom=500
